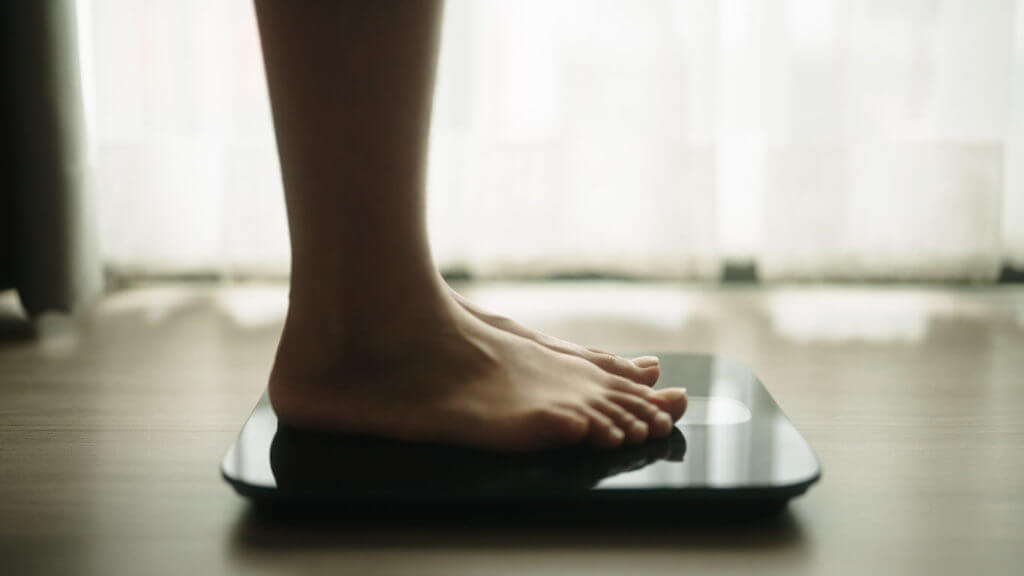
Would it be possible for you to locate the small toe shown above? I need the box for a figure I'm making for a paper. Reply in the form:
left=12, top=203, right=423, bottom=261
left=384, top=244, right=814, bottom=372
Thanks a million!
left=592, top=398, right=648, bottom=445
left=593, top=423, right=626, bottom=449
left=628, top=419, right=649, bottom=442
left=580, top=405, right=626, bottom=449
left=650, top=411, right=674, bottom=438
left=530, top=407, right=589, bottom=446
left=606, top=390, right=662, bottom=432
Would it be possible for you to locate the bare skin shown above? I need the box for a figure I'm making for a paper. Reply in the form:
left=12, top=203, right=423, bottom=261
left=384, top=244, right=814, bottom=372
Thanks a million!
left=255, top=0, right=687, bottom=452
left=449, top=287, right=663, bottom=387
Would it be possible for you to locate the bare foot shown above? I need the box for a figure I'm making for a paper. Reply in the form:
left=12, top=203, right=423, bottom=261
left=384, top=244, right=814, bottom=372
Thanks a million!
left=448, top=287, right=662, bottom=386
left=269, top=292, right=687, bottom=452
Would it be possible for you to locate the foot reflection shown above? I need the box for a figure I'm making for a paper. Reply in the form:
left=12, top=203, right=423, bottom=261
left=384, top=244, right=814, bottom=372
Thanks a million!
left=270, top=425, right=686, bottom=497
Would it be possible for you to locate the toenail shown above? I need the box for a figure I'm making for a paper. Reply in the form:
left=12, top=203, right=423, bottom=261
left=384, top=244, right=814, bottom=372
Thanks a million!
left=661, top=387, right=687, bottom=400
left=632, top=356, right=660, bottom=368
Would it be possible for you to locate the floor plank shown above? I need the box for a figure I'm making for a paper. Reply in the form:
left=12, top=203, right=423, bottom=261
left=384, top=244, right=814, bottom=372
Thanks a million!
left=2, top=282, right=1023, bottom=575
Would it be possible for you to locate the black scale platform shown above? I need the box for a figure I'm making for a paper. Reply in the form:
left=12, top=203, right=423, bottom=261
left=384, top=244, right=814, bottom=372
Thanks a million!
left=222, top=354, right=820, bottom=519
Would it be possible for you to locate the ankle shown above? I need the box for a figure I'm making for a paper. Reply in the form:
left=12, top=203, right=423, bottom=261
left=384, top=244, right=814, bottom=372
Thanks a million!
left=285, top=272, right=454, bottom=332
left=272, top=289, right=471, bottom=379
left=267, top=298, right=496, bottom=421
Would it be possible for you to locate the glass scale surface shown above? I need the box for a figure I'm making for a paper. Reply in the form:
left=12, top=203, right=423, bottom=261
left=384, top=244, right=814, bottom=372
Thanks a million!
left=222, top=354, right=820, bottom=516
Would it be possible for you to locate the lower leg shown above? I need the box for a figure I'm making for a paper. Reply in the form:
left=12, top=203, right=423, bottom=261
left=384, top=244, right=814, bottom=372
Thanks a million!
left=255, top=0, right=447, bottom=335
left=255, top=0, right=686, bottom=451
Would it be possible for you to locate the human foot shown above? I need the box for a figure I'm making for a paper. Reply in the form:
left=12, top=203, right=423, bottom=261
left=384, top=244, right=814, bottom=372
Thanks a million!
left=268, top=293, right=687, bottom=452
left=448, top=288, right=662, bottom=386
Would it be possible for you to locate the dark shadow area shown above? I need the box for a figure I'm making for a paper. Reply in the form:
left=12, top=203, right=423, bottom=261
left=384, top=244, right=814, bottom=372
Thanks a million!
left=268, top=423, right=687, bottom=498
left=0, top=290, right=82, bottom=343
left=721, top=261, right=759, bottom=283
left=0, top=289, right=34, bottom=342
left=0, top=313, right=35, bottom=341
left=228, top=411, right=808, bottom=555
left=998, top=265, right=1024, bottom=283
left=229, top=500, right=807, bottom=554
left=229, top=420, right=806, bottom=555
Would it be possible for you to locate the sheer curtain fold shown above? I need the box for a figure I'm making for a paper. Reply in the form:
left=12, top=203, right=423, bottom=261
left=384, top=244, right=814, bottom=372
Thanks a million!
left=2, top=0, right=100, bottom=315
left=84, top=0, right=1024, bottom=281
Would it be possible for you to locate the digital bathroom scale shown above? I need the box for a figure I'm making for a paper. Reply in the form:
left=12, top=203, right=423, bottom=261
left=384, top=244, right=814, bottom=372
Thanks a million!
left=222, top=354, right=820, bottom=519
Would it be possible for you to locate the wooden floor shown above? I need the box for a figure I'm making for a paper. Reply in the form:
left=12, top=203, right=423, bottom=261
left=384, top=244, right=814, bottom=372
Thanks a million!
left=1, top=282, right=1023, bottom=575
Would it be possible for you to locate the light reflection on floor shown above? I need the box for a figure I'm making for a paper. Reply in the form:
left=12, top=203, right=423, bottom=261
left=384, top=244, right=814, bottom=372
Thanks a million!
left=768, top=290, right=931, bottom=342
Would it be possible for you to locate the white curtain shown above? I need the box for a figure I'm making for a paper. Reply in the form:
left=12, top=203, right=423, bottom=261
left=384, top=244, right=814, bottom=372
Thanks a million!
left=83, top=0, right=1024, bottom=281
